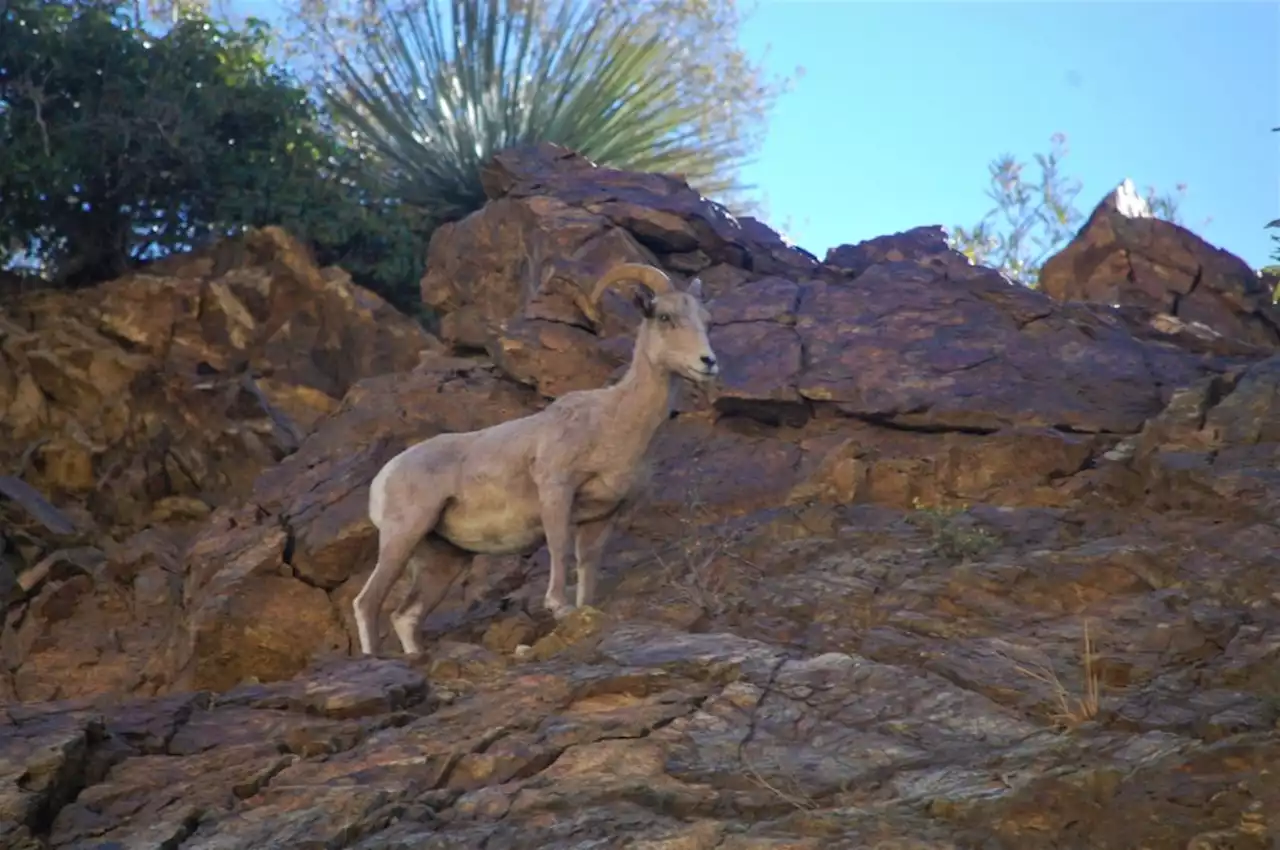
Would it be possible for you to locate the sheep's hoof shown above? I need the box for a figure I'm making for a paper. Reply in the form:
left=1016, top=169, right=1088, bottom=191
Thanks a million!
left=546, top=600, right=577, bottom=621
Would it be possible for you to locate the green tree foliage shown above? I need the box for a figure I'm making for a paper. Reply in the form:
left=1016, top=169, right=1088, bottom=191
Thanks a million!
left=1, top=0, right=313, bottom=282
left=949, top=132, right=1195, bottom=288
left=281, top=0, right=794, bottom=220
left=0, top=0, right=433, bottom=312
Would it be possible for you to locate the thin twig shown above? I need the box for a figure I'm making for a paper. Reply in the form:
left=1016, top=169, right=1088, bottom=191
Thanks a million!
left=741, top=754, right=819, bottom=812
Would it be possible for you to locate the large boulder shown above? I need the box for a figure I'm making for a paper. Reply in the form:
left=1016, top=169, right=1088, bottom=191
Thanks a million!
left=420, top=143, right=821, bottom=397
left=1040, top=178, right=1280, bottom=349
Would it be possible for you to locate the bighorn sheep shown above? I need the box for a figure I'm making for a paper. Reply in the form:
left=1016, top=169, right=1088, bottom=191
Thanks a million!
left=352, top=263, right=719, bottom=656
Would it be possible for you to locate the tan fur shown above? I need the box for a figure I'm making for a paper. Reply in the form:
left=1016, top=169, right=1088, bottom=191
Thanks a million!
left=353, top=263, right=718, bottom=656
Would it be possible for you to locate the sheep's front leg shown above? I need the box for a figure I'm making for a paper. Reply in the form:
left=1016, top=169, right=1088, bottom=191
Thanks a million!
left=536, top=477, right=576, bottom=620
left=574, top=516, right=616, bottom=609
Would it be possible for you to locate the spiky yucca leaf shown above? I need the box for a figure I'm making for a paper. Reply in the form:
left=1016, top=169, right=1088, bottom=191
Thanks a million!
left=321, top=0, right=739, bottom=223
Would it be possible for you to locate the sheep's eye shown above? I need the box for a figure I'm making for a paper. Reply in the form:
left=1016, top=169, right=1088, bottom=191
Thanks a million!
left=657, top=313, right=673, bottom=325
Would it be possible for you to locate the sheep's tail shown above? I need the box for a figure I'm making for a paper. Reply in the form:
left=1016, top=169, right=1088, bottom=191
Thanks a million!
left=368, top=456, right=394, bottom=530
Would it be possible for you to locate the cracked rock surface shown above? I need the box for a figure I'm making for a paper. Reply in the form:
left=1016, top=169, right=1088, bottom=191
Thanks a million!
left=5, top=584, right=1279, bottom=848
left=4, top=145, right=1280, bottom=848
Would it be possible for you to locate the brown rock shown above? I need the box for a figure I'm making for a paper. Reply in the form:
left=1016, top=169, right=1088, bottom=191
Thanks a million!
left=0, top=225, right=436, bottom=536
left=481, top=613, right=538, bottom=654
left=825, top=224, right=972, bottom=279
left=422, top=143, right=821, bottom=382
left=421, top=146, right=1221, bottom=439
left=1041, top=179, right=1280, bottom=349
left=1124, top=353, right=1280, bottom=518
left=524, top=605, right=608, bottom=662
left=0, top=227, right=439, bottom=702
left=489, top=316, right=621, bottom=397
left=171, top=517, right=349, bottom=693
left=1, top=529, right=185, bottom=702
left=1078, top=302, right=1276, bottom=359
left=791, top=263, right=1211, bottom=433
left=0, top=707, right=102, bottom=824
left=156, top=355, right=543, bottom=690
left=22, top=659, right=427, bottom=848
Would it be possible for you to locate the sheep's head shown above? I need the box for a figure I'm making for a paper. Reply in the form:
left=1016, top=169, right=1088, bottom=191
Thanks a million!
left=588, top=263, right=719, bottom=384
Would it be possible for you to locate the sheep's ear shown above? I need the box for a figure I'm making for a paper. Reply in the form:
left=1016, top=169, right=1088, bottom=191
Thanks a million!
left=633, top=283, right=656, bottom=318
left=687, top=277, right=704, bottom=300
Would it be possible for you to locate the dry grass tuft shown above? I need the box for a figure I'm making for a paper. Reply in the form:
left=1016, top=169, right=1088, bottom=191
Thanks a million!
left=652, top=479, right=760, bottom=619
left=742, top=756, right=821, bottom=812
left=1013, top=618, right=1102, bottom=729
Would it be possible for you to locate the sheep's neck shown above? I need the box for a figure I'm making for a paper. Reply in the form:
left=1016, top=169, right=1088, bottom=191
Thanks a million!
left=608, top=329, right=675, bottom=450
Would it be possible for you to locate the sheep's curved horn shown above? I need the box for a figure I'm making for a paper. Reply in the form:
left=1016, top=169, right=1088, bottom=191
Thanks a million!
left=588, top=263, right=673, bottom=306
left=579, top=263, right=673, bottom=326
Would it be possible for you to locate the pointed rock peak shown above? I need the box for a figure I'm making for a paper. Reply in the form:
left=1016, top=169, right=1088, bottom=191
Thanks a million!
left=1102, top=177, right=1153, bottom=219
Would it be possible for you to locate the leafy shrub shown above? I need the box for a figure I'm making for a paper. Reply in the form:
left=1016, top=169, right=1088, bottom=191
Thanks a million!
left=310, top=0, right=783, bottom=226
left=0, top=0, right=429, bottom=311
left=907, top=498, right=1001, bottom=563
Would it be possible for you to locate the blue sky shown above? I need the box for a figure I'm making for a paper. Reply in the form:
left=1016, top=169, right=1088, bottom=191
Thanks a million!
left=226, top=0, right=1278, bottom=270
left=737, top=1, right=1278, bottom=268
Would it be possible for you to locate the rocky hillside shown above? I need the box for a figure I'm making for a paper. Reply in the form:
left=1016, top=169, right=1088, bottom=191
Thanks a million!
left=3, top=144, right=1279, bottom=849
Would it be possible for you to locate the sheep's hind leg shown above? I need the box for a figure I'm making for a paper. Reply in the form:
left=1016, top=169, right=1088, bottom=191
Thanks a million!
left=391, top=536, right=470, bottom=656
left=353, top=497, right=446, bottom=656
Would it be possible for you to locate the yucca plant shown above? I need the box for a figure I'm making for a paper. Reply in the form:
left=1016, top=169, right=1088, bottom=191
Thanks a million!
left=318, top=0, right=745, bottom=225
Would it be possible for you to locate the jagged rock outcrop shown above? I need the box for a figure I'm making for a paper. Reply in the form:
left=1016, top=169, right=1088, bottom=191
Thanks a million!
left=152, top=145, right=1272, bottom=697
left=1, top=227, right=439, bottom=702
left=1099, top=351, right=1280, bottom=519
left=425, top=148, right=1243, bottom=434
left=4, top=148, right=1280, bottom=850
left=0, top=226, right=435, bottom=533
left=1040, top=178, right=1280, bottom=349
